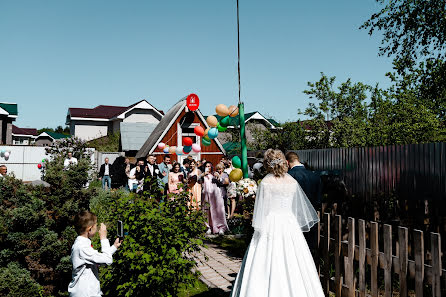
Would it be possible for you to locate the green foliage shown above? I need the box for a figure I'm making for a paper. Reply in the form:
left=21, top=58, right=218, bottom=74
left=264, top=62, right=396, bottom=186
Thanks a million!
left=0, top=175, right=81, bottom=296
left=38, top=126, right=70, bottom=136
left=90, top=187, right=207, bottom=297
left=0, top=262, right=43, bottom=297
left=361, top=0, right=446, bottom=65
left=249, top=121, right=307, bottom=150
left=86, top=132, right=120, bottom=152
left=299, top=73, right=446, bottom=149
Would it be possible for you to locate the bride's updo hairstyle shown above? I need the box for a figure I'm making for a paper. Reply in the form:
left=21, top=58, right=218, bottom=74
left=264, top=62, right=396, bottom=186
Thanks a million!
left=263, top=149, right=288, bottom=177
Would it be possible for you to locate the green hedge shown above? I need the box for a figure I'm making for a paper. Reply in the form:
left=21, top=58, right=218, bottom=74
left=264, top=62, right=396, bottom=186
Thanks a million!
left=90, top=185, right=207, bottom=297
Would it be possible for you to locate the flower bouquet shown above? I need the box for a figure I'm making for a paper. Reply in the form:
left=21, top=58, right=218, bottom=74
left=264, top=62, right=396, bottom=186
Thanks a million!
left=235, top=178, right=257, bottom=199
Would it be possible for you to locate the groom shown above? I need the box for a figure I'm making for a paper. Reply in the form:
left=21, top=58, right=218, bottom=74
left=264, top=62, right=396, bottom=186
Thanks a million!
left=286, top=152, right=322, bottom=260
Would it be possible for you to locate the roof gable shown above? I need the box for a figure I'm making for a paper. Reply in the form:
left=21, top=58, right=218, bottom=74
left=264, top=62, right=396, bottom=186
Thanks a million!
left=113, top=100, right=164, bottom=120
left=12, top=125, right=37, bottom=136
left=136, top=99, right=187, bottom=157
left=208, top=111, right=278, bottom=128
left=136, top=98, right=226, bottom=157
left=0, top=103, right=18, bottom=116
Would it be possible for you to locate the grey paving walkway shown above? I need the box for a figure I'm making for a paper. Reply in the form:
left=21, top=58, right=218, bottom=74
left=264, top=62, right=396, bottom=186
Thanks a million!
left=194, top=242, right=243, bottom=292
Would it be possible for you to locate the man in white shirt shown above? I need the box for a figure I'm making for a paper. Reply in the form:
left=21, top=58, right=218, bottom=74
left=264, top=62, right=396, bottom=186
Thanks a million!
left=0, top=165, right=7, bottom=178
left=64, top=152, right=78, bottom=169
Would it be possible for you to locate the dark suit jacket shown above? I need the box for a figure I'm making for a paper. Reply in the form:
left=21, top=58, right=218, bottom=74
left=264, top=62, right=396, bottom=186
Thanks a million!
left=288, top=165, right=322, bottom=251
left=98, top=163, right=113, bottom=178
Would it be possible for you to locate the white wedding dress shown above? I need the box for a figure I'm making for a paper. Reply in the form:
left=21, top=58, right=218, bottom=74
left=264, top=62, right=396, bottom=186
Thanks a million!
left=230, top=173, right=324, bottom=297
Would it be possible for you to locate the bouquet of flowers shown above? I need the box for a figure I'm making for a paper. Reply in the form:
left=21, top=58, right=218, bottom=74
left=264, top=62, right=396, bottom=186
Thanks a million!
left=235, top=178, right=257, bottom=199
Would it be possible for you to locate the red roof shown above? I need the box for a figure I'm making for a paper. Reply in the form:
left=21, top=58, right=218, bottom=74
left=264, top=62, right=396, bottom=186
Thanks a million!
left=12, top=125, right=38, bottom=136
left=69, top=105, right=128, bottom=119
left=68, top=100, right=164, bottom=119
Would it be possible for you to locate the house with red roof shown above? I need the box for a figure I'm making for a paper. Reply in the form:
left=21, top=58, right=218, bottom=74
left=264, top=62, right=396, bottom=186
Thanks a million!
left=66, top=100, right=164, bottom=147
left=12, top=125, right=38, bottom=145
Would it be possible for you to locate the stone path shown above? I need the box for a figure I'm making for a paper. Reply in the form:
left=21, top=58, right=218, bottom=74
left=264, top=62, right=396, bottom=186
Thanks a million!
left=194, top=242, right=243, bottom=293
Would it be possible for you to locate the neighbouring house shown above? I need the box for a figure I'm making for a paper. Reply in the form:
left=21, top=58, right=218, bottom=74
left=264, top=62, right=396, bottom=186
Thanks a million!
left=12, top=125, right=38, bottom=145
left=208, top=111, right=279, bottom=145
left=34, top=131, right=70, bottom=147
left=0, top=102, right=18, bottom=145
left=137, top=98, right=226, bottom=165
left=66, top=100, right=164, bottom=149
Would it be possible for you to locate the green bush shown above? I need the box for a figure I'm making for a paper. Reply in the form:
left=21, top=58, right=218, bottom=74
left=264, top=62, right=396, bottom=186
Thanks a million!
left=90, top=186, right=207, bottom=297
left=0, top=262, right=43, bottom=297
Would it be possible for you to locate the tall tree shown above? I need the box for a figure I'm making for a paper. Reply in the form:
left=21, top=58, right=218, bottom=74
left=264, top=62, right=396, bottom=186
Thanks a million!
left=361, top=0, right=446, bottom=67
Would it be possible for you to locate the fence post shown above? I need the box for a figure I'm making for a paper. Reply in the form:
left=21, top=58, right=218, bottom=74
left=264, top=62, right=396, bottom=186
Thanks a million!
left=431, top=233, right=441, bottom=297
left=370, top=221, right=379, bottom=297
left=323, top=213, right=330, bottom=295
left=383, top=224, right=392, bottom=297
left=398, top=227, right=408, bottom=297
left=317, top=211, right=321, bottom=275
left=414, top=230, right=424, bottom=297
left=358, top=219, right=366, bottom=297
left=346, top=217, right=355, bottom=297
left=334, top=215, right=342, bottom=297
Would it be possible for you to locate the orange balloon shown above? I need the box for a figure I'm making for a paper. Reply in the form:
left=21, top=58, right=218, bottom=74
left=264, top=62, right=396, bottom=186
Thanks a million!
left=204, top=127, right=210, bottom=136
left=206, top=115, right=218, bottom=127
left=216, top=104, right=229, bottom=117
left=168, top=146, right=176, bottom=154
left=228, top=105, right=239, bottom=117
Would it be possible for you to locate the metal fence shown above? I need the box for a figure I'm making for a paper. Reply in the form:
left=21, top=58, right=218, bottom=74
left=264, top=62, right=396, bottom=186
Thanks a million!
left=293, top=143, right=446, bottom=201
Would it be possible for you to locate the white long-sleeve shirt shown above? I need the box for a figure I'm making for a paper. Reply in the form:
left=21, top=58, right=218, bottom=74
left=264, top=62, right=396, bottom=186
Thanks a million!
left=68, top=236, right=117, bottom=297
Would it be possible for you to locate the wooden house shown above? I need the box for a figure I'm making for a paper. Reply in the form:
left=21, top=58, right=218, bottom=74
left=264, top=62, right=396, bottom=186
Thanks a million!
left=136, top=98, right=226, bottom=165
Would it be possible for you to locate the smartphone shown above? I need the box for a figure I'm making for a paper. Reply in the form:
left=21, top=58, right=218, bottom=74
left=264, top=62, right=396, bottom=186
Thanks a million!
left=178, top=174, right=184, bottom=182
left=117, top=220, right=124, bottom=238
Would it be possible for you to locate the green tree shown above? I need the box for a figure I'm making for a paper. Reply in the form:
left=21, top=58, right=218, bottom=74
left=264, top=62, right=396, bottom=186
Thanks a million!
left=361, top=0, right=446, bottom=65
left=302, top=74, right=370, bottom=148
left=249, top=121, right=307, bottom=151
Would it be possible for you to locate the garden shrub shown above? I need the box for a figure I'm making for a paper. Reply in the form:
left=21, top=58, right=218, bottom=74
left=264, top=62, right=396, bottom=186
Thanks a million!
left=0, top=262, right=43, bottom=297
left=90, top=184, right=207, bottom=297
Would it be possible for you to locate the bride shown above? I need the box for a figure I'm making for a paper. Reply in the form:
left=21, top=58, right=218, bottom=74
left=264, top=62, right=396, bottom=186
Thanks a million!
left=230, top=149, right=324, bottom=297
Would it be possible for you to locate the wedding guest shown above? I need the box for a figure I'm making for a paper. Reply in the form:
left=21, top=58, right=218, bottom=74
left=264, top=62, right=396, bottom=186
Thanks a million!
left=134, top=158, right=146, bottom=193
left=143, top=154, right=164, bottom=199
left=215, top=163, right=230, bottom=217
left=182, top=158, right=191, bottom=178
left=188, top=160, right=202, bottom=210
left=98, top=158, right=113, bottom=190
left=199, top=158, right=207, bottom=172
left=128, top=160, right=144, bottom=192
left=168, top=162, right=184, bottom=194
left=68, top=211, right=121, bottom=296
left=202, top=161, right=229, bottom=235
left=64, top=152, right=78, bottom=169
left=158, top=155, right=171, bottom=194
left=0, top=165, right=7, bottom=178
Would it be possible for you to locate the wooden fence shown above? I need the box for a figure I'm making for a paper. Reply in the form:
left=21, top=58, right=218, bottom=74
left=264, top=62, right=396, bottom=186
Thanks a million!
left=317, top=213, right=444, bottom=297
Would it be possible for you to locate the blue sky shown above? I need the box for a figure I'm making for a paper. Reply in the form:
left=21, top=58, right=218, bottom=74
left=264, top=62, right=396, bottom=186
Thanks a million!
left=0, top=0, right=393, bottom=129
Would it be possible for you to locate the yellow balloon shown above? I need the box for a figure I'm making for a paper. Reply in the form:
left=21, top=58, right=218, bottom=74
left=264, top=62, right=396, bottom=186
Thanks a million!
left=206, top=115, right=218, bottom=127
left=204, top=127, right=210, bottom=136
left=229, top=168, right=243, bottom=182
left=228, top=105, right=239, bottom=117
left=216, top=104, right=229, bottom=117
left=168, top=146, right=176, bottom=154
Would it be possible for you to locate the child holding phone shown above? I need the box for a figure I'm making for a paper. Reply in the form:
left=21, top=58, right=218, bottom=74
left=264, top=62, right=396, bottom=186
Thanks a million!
left=68, top=211, right=121, bottom=297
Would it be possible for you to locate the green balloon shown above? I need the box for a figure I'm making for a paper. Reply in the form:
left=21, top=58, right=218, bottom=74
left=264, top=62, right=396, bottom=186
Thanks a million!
left=203, top=135, right=211, bottom=142
left=217, top=123, right=227, bottom=132
left=232, top=156, right=242, bottom=168
left=42, top=159, right=46, bottom=163
left=220, top=116, right=231, bottom=127
left=202, top=138, right=211, bottom=146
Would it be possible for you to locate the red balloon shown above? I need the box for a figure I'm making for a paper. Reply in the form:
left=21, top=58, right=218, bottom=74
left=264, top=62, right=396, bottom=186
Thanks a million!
left=194, top=126, right=205, bottom=137
left=37, top=163, right=42, bottom=169
left=183, top=137, right=193, bottom=147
